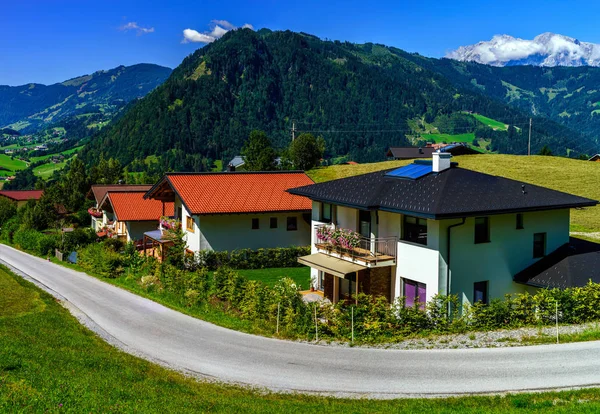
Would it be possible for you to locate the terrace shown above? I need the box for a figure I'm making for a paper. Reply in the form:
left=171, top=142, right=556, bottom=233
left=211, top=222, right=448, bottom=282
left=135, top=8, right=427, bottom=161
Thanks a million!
left=312, top=224, right=397, bottom=267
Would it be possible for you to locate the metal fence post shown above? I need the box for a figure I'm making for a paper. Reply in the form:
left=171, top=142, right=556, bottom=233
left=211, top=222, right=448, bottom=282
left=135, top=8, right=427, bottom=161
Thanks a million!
left=276, top=302, right=280, bottom=335
left=351, top=306, right=354, bottom=343
left=314, top=304, right=318, bottom=342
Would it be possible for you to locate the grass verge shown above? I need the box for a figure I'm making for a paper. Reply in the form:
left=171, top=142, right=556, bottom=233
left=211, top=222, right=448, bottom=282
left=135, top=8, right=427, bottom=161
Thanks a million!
left=4, top=264, right=600, bottom=412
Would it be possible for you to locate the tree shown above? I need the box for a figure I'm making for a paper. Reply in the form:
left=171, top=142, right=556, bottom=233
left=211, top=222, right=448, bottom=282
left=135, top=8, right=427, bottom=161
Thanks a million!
left=164, top=225, right=187, bottom=269
left=288, top=133, right=324, bottom=171
left=538, top=145, right=553, bottom=156
left=0, top=196, right=17, bottom=227
left=241, top=130, right=277, bottom=171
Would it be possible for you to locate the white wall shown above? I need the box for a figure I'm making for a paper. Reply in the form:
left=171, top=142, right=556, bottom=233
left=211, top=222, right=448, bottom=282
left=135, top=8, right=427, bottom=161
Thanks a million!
left=126, top=221, right=159, bottom=242
left=336, top=206, right=357, bottom=229
left=178, top=195, right=310, bottom=252
left=439, top=209, right=570, bottom=306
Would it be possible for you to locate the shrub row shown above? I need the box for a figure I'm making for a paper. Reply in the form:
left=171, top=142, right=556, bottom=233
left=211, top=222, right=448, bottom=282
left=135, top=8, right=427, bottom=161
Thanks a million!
left=13, top=229, right=58, bottom=256
left=189, top=246, right=310, bottom=270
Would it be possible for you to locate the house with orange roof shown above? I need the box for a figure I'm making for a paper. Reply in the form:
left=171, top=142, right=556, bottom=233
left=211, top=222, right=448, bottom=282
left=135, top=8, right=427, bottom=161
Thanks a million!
left=98, top=190, right=174, bottom=242
left=0, top=190, right=44, bottom=208
left=88, top=184, right=152, bottom=231
left=144, top=172, right=313, bottom=253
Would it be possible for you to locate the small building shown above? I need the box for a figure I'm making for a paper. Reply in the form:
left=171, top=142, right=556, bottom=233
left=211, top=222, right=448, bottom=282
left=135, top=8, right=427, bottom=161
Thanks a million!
left=386, top=146, right=435, bottom=160
left=98, top=190, right=174, bottom=242
left=144, top=172, right=314, bottom=253
left=227, top=156, right=245, bottom=171
left=0, top=190, right=44, bottom=208
left=589, top=154, right=600, bottom=162
left=88, top=184, right=153, bottom=232
left=288, top=152, right=598, bottom=307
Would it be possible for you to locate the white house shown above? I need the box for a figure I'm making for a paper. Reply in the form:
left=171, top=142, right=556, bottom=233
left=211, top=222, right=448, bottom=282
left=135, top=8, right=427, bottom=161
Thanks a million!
left=288, top=152, right=598, bottom=307
left=97, top=190, right=174, bottom=242
left=144, top=171, right=314, bottom=253
left=89, top=185, right=154, bottom=232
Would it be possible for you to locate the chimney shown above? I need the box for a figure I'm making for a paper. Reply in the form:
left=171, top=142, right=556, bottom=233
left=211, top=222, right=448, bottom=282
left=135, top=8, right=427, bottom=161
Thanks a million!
left=432, top=151, right=452, bottom=172
left=227, top=163, right=236, bottom=172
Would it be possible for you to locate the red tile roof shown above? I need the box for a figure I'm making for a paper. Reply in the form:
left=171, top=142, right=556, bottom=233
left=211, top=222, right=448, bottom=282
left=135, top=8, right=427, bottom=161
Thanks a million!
left=106, top=191, right=174, bottom=222
left=0, top=190, right=44, bottom=201
left=157, top=172, right=313, bottom=215
left=90, top=185, right=152, bottom=205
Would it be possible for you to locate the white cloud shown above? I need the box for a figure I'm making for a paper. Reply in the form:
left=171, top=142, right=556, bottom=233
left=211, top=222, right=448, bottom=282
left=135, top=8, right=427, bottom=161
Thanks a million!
left=447, top=33, right=600, bottom=66
left=120, top=22, right=155, bottom=35
left=182, top=20, right=253, bottom=44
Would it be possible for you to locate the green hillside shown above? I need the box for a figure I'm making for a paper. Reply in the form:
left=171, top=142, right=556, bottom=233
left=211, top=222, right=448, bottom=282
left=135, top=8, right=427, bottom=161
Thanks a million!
left=471, top=113, right=508, bottom=131
left=0, top=154, right=27, bottom=176
left=307, top=154, right=600, bottom=233
left=80, top=29, right=590, bottom=173
left=422, top=132, right=475, bottom=143
left=0, top=64, right=172, bottom=135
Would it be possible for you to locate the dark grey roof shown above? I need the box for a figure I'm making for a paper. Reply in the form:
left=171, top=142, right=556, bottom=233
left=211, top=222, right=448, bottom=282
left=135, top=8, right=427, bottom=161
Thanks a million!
left=514, top=238, right=600, bottom=289
left=288, top=165, right=597, bottom=219
left=386, top=147, right=435, bottom=159
left=228, top=156, right=245, bottom=168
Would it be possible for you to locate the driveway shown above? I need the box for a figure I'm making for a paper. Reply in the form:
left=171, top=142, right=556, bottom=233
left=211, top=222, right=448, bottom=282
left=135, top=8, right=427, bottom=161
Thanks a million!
left=2, top=244, right=600, bottom=398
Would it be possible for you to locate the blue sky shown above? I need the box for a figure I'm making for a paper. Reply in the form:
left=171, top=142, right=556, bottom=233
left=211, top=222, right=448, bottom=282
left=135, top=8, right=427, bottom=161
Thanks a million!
left=3, top=0, right=600, bottom=86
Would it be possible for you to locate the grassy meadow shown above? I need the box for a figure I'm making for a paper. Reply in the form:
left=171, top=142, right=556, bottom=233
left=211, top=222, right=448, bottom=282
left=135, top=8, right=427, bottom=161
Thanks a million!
left=237, top=267, right=310, bottom=289
left=471, top=113, right=509, bottom=131
left=421, top=132, right=476, bottom=143
left=4, top=264, right=600, bottom=413
left=0, top=154, right=27, bottom=176
left=308, top=154, right=600, bottom=233
left=33, top=160, right=67, bottom=178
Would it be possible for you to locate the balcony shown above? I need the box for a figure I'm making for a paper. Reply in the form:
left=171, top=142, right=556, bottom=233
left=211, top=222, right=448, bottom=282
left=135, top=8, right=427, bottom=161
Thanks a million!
left=313, top=224, right=397, bottom=267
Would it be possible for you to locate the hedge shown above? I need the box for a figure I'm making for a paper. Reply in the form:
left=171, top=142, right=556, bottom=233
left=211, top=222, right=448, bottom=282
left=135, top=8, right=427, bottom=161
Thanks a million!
left=190, top=246, right=310, bottom=270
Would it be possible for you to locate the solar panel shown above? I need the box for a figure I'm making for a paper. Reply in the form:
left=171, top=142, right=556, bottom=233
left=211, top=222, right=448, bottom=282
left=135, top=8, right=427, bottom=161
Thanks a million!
left=385, top=163, right=433, bottom=180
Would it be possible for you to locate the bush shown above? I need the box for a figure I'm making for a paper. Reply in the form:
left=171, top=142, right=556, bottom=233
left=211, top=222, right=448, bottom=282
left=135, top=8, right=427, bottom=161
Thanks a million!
left=78, top=243, right=124, bottom=278
left=61, top=228, right=96, bottom=253
left=103, top=238, right=124, bottom=252
left=37, top=234, right=58, bottom=256
left=191, top=246, right=310, bottom=270
left=13, top=229, right=44, bottom=252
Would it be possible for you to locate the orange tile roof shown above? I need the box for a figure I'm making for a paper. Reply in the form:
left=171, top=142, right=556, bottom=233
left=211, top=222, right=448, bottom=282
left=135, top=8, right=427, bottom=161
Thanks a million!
left=90, top=185, right=152, bottom=205
left=0, top=190, right=44, bottom=201
left=164, top=172, right=313, bottom=215
left=108, top=191, right=174, bottom=222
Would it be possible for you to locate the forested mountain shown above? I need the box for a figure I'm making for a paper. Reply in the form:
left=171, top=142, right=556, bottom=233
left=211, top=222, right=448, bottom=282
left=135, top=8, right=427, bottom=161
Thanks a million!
left=0, top=64, right=172, bottom=135
left=80, top=29, right=598, bottom=171
left=398, top=55, right=600, bottom=151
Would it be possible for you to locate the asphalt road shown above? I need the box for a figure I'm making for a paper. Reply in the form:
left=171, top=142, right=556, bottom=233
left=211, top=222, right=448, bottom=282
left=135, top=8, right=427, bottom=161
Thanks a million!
left=2, top=244, right=600, bottom=398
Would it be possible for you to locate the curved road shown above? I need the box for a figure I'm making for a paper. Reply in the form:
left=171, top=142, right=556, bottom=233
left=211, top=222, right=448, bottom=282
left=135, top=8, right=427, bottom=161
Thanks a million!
left=2, top=244, right=600, bottom=398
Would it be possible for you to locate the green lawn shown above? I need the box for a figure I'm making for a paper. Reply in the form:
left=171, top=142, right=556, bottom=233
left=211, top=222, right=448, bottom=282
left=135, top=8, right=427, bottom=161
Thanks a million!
left=32, top=161, right=67, bottom=178
left=29, top=145, right=83, bottom=163
left=422, top=132, right=475, bottom=143
left=308, top=154, right=600, bottom=233
left=237, top=267, right=310, bottom=289
left=4, top=265, right=600, bottom=412
left=471, top=113, right=509, bottom=131
left=0, top=154, right=27, bottom=175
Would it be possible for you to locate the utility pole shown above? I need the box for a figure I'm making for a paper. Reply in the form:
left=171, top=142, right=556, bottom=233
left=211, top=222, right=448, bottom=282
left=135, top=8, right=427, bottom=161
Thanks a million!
left=528, top=118, right=532, bottom=156
left=291, top=120, right=296, bottom=142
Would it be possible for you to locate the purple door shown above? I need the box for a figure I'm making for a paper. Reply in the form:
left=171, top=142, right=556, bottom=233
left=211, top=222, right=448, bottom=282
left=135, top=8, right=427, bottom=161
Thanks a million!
left=403, top=279, right=426, bottom=309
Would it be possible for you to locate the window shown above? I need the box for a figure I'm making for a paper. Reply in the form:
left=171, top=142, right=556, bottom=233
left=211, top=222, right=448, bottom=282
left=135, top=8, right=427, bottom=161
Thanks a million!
left=287, top=216, right=298, bottom=231
left=516, top=213, right=524, bottom=230
left=186, top=216, right=194, bottom=232
left=403, top=279, right=426, bottom=309
left=403, top=215, right=427, bottom=245
left=339, top=274, right=356, bottom=299
left=251, top=218, right=259, bottom=230
left=533, top=233, right=546, bottom=258
left=270, top=217, right=278, bottom=229
left=359, top=210, right=371, bottom=238
left=474, top=217, right=490, bottom=244
left=177, top=206, right=182, bottom=220
left=473, top=281, right=489, bottom=304
left=321, top=203, right=333, bottom=223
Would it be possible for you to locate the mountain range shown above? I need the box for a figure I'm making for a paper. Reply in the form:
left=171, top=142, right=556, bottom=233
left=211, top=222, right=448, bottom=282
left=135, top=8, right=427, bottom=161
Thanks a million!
left=78, top=29, right=597, bottom=173
left=0, top=64, right=172, bottom=135
left=447, top=33, right=600, bottom=67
